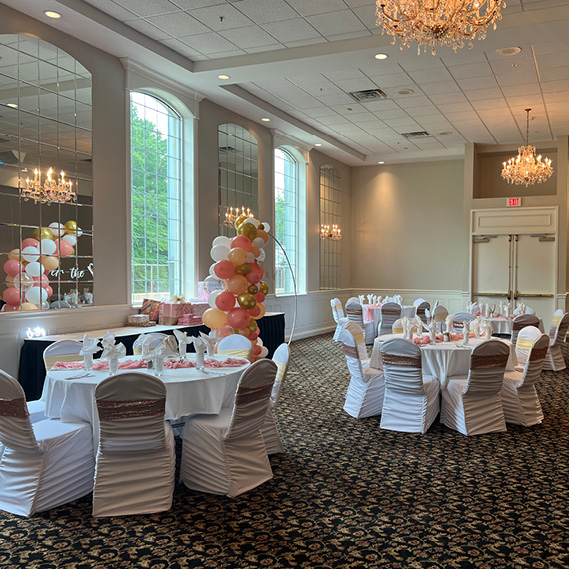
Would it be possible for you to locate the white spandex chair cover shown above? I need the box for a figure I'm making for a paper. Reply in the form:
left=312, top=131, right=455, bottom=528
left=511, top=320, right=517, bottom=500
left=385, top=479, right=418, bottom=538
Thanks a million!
left=132, top=332, right=169, bottom=355
left=415, top=301, right=431, bottom=325
left=331, top=298, right=349, bottom=342
left=524, top=306, right=536, bottom=314
left=340, top=323, right=385, bottom=419
left=452, top=312, right=476, bottom=332
left=0, top=371, right=94, bottom=517
left=345, top=299, right=375, bottom=345
left=181, top=359, right=277, bottom=497
left=469, top=303, right=481, bottom=315
left=441, top=340, right=510, bottom=436
left=514, top=325, right=543, bottom=368
left=391, top=318, right=421, bottom=336
left=433, top=305, right=449, bottom=333
left=43, top=339, right=83, bottom=370
left=378, top=302, right=402, bottom=337
left=548, top=309, right=564, bottom=339
left=510, top=314, right=540, bottom=346
left=217, top=334, right=254, bottom=362
left=92, top=373, right=175, bottom=517
left=379, top=338, right=440, bottom=433
left=543, top=311, right=569, bottom=371
left=261, top=343, right=290, bottom=454
left=501, top=332, right=548, bottom=426
left=413, top=298, right=427, bottom=306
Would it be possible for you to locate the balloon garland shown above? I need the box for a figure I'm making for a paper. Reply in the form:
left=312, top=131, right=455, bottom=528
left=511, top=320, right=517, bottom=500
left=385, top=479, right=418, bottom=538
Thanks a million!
left=202, top=214, right=270, bottom=360
left=1, top=220, right=81, bottom=311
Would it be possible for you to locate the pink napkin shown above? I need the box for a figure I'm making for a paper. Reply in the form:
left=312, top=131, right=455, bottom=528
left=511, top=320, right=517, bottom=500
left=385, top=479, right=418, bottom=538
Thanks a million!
left=450, top=332, right=476, bottom=341
left=413, top=335, right=442, bottom=345
left=52, top=359, right=149, bottom=370
left=164, top=358, right=248, bottom=369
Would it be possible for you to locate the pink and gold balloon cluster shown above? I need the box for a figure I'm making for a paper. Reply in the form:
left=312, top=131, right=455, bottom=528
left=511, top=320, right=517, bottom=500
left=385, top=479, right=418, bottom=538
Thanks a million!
left=202, top=215, right=270, bottom=360
left=2, top=221, right=80, bottom=311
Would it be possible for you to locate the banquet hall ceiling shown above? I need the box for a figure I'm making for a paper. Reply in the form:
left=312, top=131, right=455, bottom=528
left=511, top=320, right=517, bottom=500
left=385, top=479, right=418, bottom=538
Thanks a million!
left=4, top=0, right=569, bottom=165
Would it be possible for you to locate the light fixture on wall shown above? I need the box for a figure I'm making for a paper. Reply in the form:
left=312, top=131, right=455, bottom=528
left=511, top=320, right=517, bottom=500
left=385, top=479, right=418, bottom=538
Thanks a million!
left=20, top=168, right=76, bottom=204
left=320, top=224, right=342, bottom=241
left=224, top=206, right=255, bottom=227
left=375, top=0, right=505, bottom=54
left=501, top=108, right=554, bottom=187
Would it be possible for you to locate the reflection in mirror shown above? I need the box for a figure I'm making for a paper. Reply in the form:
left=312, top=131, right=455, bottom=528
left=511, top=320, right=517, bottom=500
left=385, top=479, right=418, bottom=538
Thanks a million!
left=218, top=124, right=258, bottom=236
left=320, top=165, right=341, bottom=290
left=0, top=35, right=93, bottom=312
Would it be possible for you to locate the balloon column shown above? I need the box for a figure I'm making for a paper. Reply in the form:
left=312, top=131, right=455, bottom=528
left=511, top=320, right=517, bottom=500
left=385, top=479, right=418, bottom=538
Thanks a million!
left=1, top=220, right=81, bottom=311
left=202, top=215, right=271, bottom=360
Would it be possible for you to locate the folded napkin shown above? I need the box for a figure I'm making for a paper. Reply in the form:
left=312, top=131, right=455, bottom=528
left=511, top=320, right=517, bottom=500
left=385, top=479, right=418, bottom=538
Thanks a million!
left=199, top=331, right=217, bottom=357
left=173, top=329, right=191, bottom=359
left=80, top=334, right=100, bottom=356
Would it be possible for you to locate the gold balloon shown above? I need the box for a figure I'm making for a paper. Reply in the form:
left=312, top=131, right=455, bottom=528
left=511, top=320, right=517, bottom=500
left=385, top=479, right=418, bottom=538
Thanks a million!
left=64, top=220, right=77, bottom=234
left=258, top=223, right=265, bottom=230
left=259, top=281, right=269, bottom=295
left=202, top=307, right=227, bottom=329
left=237, top=293, right=257, bottom=310
left=32, top=227, right=54, bottom=241
left=257, top=230, right=269, bottom=244
left=237, top=222, right=257, bottom=240
left=252, top=302, right=266, bottom=320
left=227, top=275, right=249, bottom=295
left=235, top=263, right=252, bottom=276
left=8, top=249, right=20, bottom=261
left=227, top=247, right=247, bottom=266
left=247, top=284, right=259, bottom=295
left=21, top=302, right=39, bottom=311
left=247, top=319, right=258, bottom=331
left=234, top=214, right=248, bottom=229
left=41, top=256, right=60, bottom=271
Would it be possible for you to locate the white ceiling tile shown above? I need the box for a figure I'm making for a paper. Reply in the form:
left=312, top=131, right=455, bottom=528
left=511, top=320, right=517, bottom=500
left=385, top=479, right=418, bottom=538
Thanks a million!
left=500, top=84, right=542, bottom=96
left=372, top=109, right=408, bottom=120
left=189, top=4, right=254, bottom=30
left=329, top=103, right=369, bottom=114
left=399, top=57, right=445, bottom=72
left=243, top=44, right=284, bottom=53
left=333, top=77, right=379, bottom=92
left=172, top=0, right=229, bottom=8
left=261, top=18, right=321, bottom=42
left=420, top=81, right=461, bottom=95
left=489, top=56, right=536, bottom=75
left=395, top=95, right=432, bottom=108
left=470, top=99, right=509, bottom=110
left=544, top=91, right=569, bottom=103
left=322, top=69, right=368, bottom=81
left=317, top=115, right=351, bottom=125
left=358, top=61, right=403, bottom=75
left=541, top=79, right=569, bottom=92
left=497, top=71, right=539, bottom=87
left=541, top=66, right=569, bottom=82
left=284, top=38, right=328, bottom=48
left=445, top=111, right=479, bottom=122
left=232, top=0, right=300, bottom=24
left=428, top=93, right=469, bottom=104
left=160, top=38, right=205, bottom=58
left=305, top=10, right=368, bottom=36
left=535, top=51, right=569, bottom=70
left=440, top=50, right=487, bottom=66
left=456, top=76, right=499, bottom=90
left=466, top=88, right=504, bottom=101
left=408, top=68, right=454, bottom=84
left=327, top=30, right=372, bottom=41
left=360, top=99, right=400, bottom=111
left=447, top=63, right=494, bottom=80
left=350, top=4, right=380, bottom=29
left=124, top=19, right=172, bottom=40
left=383, top=118, right=420, bottom=130
left=179, top=32, right=239, bottom=54
left=315, top=93, right=357, bottom=105
left=405, top=106, right=442, bottom=117
left=285, top=0, right=348, bottom=16
left=147, top=12, right=210, bottom=35
left=84, top=0, right=137, bottom=20
left=114, top=0, right=179, bottom=17
left=219, top=26, right=281, bottom=48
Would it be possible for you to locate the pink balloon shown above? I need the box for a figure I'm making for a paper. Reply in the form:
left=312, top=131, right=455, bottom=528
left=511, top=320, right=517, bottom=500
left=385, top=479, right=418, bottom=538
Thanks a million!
left=255, top=292, right=266, bottom=303
left=2, top=303, right=20, bottom=311
left=253, top=344, right=262, bottom=356
left=45, top=285, right=53, bottom=297
left=2, top=287, right=21, bottom=305
left=57, top=239, right=74, bottom=257
left=215, top=291, right=236, bottom=312
left=3, top=259, right=22, bottom=277
left=21, top=238, right=39, bottom=249
left=231, top=235, right=252, bottom=253
left=227, top=307, right=250, bottom=330
left=246, top=271, right=260, bottom=285
left=248, top=329, right=259, bottom=341
left=33, top=274, right=49, bottom=284
left=214, top=260, right=235, bottom=280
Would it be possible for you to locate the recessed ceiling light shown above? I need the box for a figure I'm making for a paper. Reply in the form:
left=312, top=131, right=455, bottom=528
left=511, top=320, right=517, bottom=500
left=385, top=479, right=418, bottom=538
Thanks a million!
left=218, top=74, right=230, bottom=80
left=7, top=103, right=18, bottom=109
left=314, top=143, right=322, bottom=147
left=438, top=131, right=453, bottom=136
left=395, top=89, right=414, bottom=96
left=375, top=53, right=388, bottom=60
left=378, top=161, right=385, bottom=164
left=496, top=46, right=522, bottom=57
left=261, top=118, right=270, bottom=122
left=44, top=10, right=61, bottom=19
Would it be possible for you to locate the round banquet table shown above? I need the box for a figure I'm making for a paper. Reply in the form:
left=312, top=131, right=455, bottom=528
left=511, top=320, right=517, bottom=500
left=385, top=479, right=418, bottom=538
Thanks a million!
left=364, top=305, right=417, bottom=333
left=480, top=316, right=544, bottom=336
left=41, top=354, right=250, bottom=448
left=370, top=334, right=518, bottom=389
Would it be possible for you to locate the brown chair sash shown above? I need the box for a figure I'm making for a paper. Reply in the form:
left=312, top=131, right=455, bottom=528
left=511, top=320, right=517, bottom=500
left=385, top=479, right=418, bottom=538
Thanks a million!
left=382, top=309, right=400, bottom=316
left=382, top=353, right=421, bottom=368
left=96, top=396, right=166, bottom=421
left=346, top=308, right=362, bottom=316
left=454, top=321, right=464, bottom=328
left=529, top=347, right=549, bottom=362
left=470, top=353, right=509, bottom=370
left=512, top=321, right=535, bottom=331
left=236, top=381, right=274, bottom=405
left=0, top=397, right=29, bottom=418
left=342, top=343, right=358, bottom=358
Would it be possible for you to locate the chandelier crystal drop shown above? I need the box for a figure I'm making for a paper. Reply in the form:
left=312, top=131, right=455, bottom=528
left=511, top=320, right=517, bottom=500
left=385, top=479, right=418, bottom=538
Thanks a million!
left=20, top=168, right=76, bottom=204
left=501, top=109, right=554, bottom=187
left=375, top=0, right=506, bottom=54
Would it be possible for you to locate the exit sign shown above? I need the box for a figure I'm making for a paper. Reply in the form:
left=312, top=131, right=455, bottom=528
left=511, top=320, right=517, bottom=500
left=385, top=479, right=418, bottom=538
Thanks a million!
left=508, top=197, right=521, bottom=207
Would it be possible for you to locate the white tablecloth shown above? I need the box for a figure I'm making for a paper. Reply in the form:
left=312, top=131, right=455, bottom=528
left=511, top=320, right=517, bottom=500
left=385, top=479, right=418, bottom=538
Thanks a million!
left=481, top=316, right=544, bottom=335
left=370, top=334, right=517, bottom=389
left=42, top=354, right=249, bottom=447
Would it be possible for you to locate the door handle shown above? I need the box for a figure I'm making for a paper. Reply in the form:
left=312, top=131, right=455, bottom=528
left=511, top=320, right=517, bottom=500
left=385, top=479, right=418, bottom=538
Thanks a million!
left=513, top=289, right=519, bottom=300
left=516, top=293, right=554, bottom=298
left=473, top=292, right=510, bottom=298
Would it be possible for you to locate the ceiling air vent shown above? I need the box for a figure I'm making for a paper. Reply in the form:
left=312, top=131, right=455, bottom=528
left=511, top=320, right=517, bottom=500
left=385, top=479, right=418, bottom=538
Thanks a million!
left=402, top=131, right=431, bottom=139
left=348, top=89, right=388, bottom=102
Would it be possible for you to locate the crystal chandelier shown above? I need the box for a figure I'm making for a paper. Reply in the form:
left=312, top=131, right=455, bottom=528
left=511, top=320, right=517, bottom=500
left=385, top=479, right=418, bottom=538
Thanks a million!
left=375, top=0, right=506, bottom=54
left=320, top=224, right=342, bottom=241
left=20, top=168, right=76, bottom=204
left=224, top=206, right=254, bottom=227
left=501, top=109, right=554, bottom=187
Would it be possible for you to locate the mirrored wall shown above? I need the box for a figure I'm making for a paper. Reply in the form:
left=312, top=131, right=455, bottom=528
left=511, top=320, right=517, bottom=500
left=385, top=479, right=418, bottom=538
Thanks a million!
left=319, top=165, right=341, bottom=290
left=218, top=123, right=258, bottom=236
left=0, top=34, right=93, bottom=312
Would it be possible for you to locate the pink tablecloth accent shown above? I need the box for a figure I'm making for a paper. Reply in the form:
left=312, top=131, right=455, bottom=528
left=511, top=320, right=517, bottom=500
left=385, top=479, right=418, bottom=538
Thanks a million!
left=164, top=358, right=248, bottom=369
left=413, top=335, right=443, bottom=345
left=450, top=332, right=477, bottom=341
left=52, top=357, right=248, bottom=371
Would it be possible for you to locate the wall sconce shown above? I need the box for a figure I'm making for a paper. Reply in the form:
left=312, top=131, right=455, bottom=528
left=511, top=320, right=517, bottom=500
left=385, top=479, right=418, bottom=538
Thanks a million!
left=320, top=224, right=342, bottom=241
left=224, top=206, right=254, bottom=227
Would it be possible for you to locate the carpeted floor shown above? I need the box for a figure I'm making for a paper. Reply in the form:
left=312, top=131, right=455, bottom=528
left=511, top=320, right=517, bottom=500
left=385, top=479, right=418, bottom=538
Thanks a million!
left=1, top=332, right=569, bottom=568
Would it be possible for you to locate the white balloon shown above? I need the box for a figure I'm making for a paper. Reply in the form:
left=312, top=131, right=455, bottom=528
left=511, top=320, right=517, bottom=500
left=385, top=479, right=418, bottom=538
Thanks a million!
left=21, top=246, right=40, bottom=263
left=25, top=285, right=47, bottom=305
left=203, top=275, right=223, bottom=294
left=261, top=222, right=271, bottom=233
left=25, top=261, right=43, bottom=278
left=246, top=252, right=255, bottom=263
left=260, top=346, right=269, bottom=358
left=257, top=248, right=266, bottom=262
left=210, top=245, right=230, bottom=262
left=76, top=226, right=83, bottom=237
left=39, top=238, right=57, bottom=255
left=48, top=222, right=65, bottom=237
left=212, top=236, right=231, bottom=248
left=257, top=337, right=263, bottom=347
left=209, top=263, right=217, bottom=277
left=252, top=237, right=264, bottom=249
left=208, top=289, right=222, bottom=308
left=62, top=234, right=77, bottom=247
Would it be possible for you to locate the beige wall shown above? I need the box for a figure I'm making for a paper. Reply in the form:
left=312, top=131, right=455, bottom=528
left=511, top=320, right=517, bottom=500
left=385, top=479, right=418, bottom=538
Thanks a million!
left=351, top=160, right=465, bottom=292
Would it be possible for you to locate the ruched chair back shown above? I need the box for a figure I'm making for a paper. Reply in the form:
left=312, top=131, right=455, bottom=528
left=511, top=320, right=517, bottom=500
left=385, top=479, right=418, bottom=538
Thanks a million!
left=549, top=309, right=564, bottom=338
left=415, top=301, right=431, bottom=325
left=379, top=302, right=401, bottom=337
left=433, top=305, right=449, bottom=332
left=543, top=311, right=569, bottom=371
left=452, top=312, right=476, bottom=332
left=515, top=325, right=543, bottom=367
left=217, top=334, right=254, bottom=362
left=510, top=314, right=540, bottom=346
left=340, top=322, right=369, bottom=382
left=331, top=298, right=348, bottom=341
left=515, top=333, right=549, bottom=390
left=43, top=339, right=83, bottom=371
left=345, top=299, right=375, bottom=345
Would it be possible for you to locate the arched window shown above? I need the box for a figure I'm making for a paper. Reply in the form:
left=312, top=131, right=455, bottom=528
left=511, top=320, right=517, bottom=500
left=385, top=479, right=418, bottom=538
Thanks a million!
left=274, top=146, right=306, bottom=295
left=130, top=92, right=183, bottom=303
left=320, top=165, right=341, bottom=290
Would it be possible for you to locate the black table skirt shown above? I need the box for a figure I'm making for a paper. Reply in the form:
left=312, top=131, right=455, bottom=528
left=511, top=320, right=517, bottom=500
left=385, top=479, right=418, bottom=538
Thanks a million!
left=18, top=313, right=285, bottom=400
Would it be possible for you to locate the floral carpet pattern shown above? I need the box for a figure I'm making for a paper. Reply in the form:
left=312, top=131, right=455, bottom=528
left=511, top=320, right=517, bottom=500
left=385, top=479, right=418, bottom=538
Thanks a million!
left=1, top=333, right=569, bottom=568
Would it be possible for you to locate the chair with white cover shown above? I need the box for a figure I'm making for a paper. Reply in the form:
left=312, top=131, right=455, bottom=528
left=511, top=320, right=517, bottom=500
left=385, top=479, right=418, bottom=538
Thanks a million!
left=378, top=302, right=402, bottom=337
left=415, top=301, right=431, bottom=325
left=345, top=299, right=375, bottom=345
left=433, top=305, right=449, bottom=333
left=132, top=332, right=169, bottom=355
left=510, top=314, right=540, bottom=346
left=391, top=318, right=421, bottom=336
left=181, top=359, right=277, bottom=498
left=217, top=334, right=254, bottom=362
left=261, top=343, right=290, bottom=454
left=441, top=340, right=510, bottom=436
left=542, top=311, right=569, bottom=371
left=501, top=331, right=548, bottom=426
left=452, top=312, right=476, bottom=332
left=525, top=306, right=536, bottom=315
left=379, top=338, right=440, bottom=433
left=341, top=323, right=385, bottom=419
left=0, top=370, right=94, bottom=517
left=548, top=309, right=563, bottom=339
left=331, top=298, right=348, bottom=341
left=514, top=325, right=543, bottom=368
left=92, top=372, right=175, bottom=517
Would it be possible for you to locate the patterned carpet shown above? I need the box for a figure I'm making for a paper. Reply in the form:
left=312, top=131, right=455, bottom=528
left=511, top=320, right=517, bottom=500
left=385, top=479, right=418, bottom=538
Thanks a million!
left=1, top=333, right=569, bottom=569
